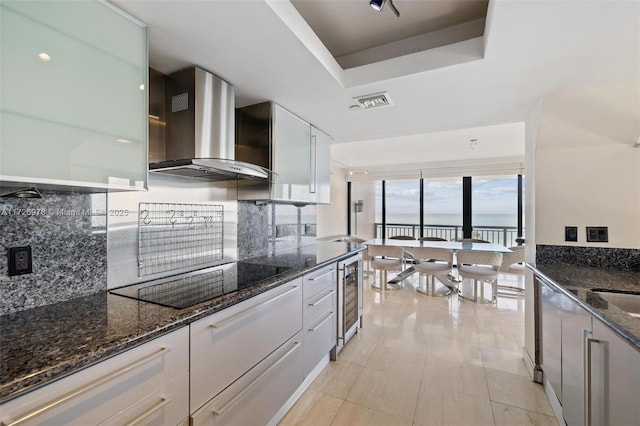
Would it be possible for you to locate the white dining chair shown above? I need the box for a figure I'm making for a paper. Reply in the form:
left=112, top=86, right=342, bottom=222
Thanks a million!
left=389, top=235, right=416, bottom=265
left=368, top=244, right=405, bottom=291
left=413, top=247, right=454, bottom=296
left=497, top=245, right=525, bottom=296
left=456, top=250, right=503, bottom=303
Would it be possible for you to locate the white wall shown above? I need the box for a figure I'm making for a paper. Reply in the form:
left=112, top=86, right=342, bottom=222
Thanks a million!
left=350, top=181, right=376, bottom=240
left=535, top=81, right=640, bottom=249
left=523, top=99, right=543, bottom=378
left=316, top=162, right=348, bottom=238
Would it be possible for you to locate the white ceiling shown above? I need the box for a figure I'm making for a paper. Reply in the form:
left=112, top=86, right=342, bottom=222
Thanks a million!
left=113, top=0, right=639, bottom=170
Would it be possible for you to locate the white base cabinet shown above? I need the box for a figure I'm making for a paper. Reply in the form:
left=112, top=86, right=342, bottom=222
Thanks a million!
left=302, top=264, right=337, bottom=377
left=589, top=319, right=640, bottom=425
left=1, top=260, right=357, bottom=426
left=191, top=332, right=304, bottom=426
left=190, top=280, right=303, bottom=413
left=0, top=327, right=189, bottom=426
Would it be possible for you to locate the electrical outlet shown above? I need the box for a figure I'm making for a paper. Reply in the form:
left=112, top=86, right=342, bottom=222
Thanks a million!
left=8, top=246, right=32, bottom=276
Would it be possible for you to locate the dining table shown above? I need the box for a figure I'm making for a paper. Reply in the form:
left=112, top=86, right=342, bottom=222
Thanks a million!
left=364, top=238, right=512, bottom=286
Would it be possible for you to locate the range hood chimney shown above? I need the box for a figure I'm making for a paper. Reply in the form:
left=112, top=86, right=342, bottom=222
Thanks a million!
left=149, top=67, right=268, bottom=181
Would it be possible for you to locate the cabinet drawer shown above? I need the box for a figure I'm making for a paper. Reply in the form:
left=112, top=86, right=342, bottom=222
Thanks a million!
left=0, top=327, right=188, bottom=426
left=191, top=332, right=304, bottom=426
left=303, top=264, right=336, bottom=300
left=303, top=286, right=336, bottom=330
left=190, top=280, right=302, bottom=412
left=99, top=373, right=189, bottom=426
left=304, top=311, right=336, bottom=377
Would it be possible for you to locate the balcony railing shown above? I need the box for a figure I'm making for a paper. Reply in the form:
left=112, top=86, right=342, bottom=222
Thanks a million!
left=374, top=223, right=523, bottom=247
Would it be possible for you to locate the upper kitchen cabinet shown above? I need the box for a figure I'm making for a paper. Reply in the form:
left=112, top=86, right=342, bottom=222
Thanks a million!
left=236, top=102, right=331, bottom=204
left=0, top=0, right=148, bottom=191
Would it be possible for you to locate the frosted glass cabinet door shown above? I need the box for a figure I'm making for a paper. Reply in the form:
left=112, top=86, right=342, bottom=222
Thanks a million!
left=0, top=0, right=148, bottom=190
left=272, top=104, right=311, bottom=202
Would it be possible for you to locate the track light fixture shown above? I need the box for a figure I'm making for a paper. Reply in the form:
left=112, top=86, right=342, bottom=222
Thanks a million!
left=370, top=0, right=400, bottom=17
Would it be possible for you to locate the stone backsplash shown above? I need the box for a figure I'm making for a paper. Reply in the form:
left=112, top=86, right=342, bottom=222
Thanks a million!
left=238, top=201, right=316, bottom=260
left=0, top=190, right=107, bottom=314
left=536, top=245, right=640, bottom=271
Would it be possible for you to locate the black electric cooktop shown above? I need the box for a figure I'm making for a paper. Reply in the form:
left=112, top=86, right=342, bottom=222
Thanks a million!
left=110, top=262, right=292, bottom=309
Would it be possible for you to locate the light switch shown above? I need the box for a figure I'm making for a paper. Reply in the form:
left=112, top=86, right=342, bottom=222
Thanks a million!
left=565, top=226, right=578, bottom=242
left=586, top=227, right=608, bottom=243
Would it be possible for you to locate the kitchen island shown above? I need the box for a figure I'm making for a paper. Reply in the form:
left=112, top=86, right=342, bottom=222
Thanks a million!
left=528, top=262, right=640, bottom=348
left=529, top=262, right=640, bottom=426
left=0, top=241, right=364, bottom=404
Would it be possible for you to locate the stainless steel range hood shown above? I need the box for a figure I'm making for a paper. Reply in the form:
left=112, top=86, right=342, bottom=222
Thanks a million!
left=149, top=67, right=268, bottom=181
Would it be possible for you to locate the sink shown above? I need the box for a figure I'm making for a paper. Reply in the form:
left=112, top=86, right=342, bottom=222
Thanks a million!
left=591, top=289, right=640, bottom=318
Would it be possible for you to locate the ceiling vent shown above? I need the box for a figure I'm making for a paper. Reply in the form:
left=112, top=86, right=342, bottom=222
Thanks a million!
left=353, top=92, right=393, bottom=110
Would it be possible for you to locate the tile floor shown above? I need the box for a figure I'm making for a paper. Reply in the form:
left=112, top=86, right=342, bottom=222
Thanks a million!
left=280, top=271, right=558, bottom=426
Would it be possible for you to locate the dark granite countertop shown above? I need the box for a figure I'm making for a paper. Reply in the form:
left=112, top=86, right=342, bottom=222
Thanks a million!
left=0, top=241, right=364, bottom=403
left=528, top=262, right=640, bottom=350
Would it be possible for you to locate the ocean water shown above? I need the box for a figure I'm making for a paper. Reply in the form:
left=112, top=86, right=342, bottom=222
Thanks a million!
left=382, top=213, right=519, bottom=227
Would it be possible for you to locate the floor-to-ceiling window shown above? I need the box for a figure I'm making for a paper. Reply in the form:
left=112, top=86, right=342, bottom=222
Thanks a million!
left=365, top=173, right=524, bottom=243
left=472, top=175, right=519, bottom=245
left=423, top=177, right=463, bottom=241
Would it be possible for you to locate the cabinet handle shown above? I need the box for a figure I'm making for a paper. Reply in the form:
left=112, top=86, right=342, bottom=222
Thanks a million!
left=124, top=397, right=171, bottom=426
left=211, top=341, right=301, bottom=416
left=309, top=134, right=317, bottom=194
left=308, top=289, right=335, bottom=307
left=307, top=268, right=335, bottom=281
left=2, top=347, right=170, bottom=426
left=209, top=285, right=299, bottom=329
left=309, top=312, right=334, bottom=332
left=585, top=332, right=602, bottom=426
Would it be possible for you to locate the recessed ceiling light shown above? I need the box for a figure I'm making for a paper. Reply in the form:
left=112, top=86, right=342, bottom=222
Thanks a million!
left=117, top=139, right=131, bottom=144
left=139, top=84, right=145, bottom=91
left=349, top=104, right=361, bottom=110
left=38, top=52, right=51, bottom=62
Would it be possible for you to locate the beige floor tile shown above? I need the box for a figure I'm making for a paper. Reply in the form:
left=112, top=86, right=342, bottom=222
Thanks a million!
left=491, top=402, right=559, bottom=426
left=279, top=388, right=343, bottom=426
left=422, top=359, right=490, bottom=399
left=481, top=346, right=530, bottom=377
left=310, top=360, right=364, bottom=399
left=280, top=274, right=555, bottom=426
left=477, top=328, right=524, bottom=352
left=414, top=389, right=495, bottom=426
left=364, top=343, right=427, bottom=379
left=427, top=335, right=484, bottom=367
left=485, top=369, right=554, bottom=416
left=346, top=366, right=421, bottom=421
left=335, top=334, right=377, bottom=367
left=331, top=400, right=412, bottom=426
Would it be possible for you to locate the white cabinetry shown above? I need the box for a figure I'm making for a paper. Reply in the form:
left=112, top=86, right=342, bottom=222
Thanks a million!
left=561, top=295, right=592, bottom=426
left=0, top=327, right=189, bottom=426
left=189, top=280, right=303, bottom=413
left=302, top=264, right=337, bottom=377
left=538, top=274, right=640, bottom=426
left=0, top=0, right=148, bottom=191
left=589, top=319, right=640, bottom=425
left=236, top=102, right=331, bottom=204
left=191, top=332, right=304, bottom=426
